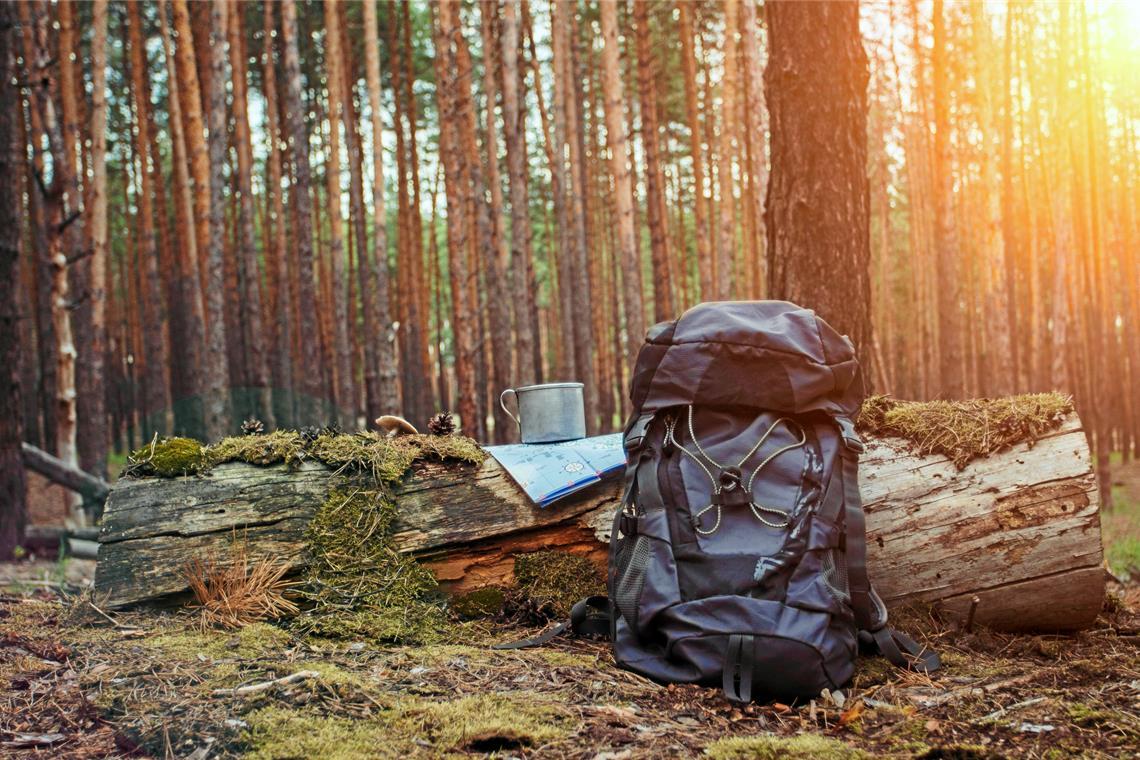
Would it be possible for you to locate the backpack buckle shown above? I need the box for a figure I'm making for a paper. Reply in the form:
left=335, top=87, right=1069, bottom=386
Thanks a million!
left=836, top=417, right=864, bottom=453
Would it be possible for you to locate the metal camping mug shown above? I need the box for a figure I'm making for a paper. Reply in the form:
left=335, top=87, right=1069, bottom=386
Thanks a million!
left=499, top=382, right=587, bottom=443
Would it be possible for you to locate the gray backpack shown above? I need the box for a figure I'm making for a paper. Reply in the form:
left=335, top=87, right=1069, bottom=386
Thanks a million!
left=598, top=301, right=938, bottom=702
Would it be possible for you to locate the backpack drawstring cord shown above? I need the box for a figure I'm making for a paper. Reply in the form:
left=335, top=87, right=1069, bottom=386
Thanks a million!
left=663, top=406, right=806, bottom=535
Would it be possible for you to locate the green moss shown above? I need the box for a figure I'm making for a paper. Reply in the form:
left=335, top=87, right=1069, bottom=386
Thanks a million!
left=243, top=692, right=569, bottom=758
left=145, top=621, right=291, bottom=660
left=295, top=488, right=448, bottom=645
left=207, top=430, right=308, bottom=468
left=513, top=551, right=605, bottom=617
left=450, top=587, right=506, bottom=619
left=704, top=734, right=868, bottom=760
left=857, top=393, right=1073, bottom=469
left=127, top=437, right=208, bottom=477
left=124, top=429, right=485, bottom=480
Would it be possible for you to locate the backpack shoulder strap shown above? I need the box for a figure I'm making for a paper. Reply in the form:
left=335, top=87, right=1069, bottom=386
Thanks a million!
left=838, top=418, right=941, bottom=674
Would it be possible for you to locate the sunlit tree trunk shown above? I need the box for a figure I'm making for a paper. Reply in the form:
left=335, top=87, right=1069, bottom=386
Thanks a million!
left=716, top=0, right=740, bottom=300
left=677, top=2, right=712, bottom=306
left=739, top=0, right=768, bottom=299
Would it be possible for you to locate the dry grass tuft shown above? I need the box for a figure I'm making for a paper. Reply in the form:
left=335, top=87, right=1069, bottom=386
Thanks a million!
left=183, top=543, right=300, bottom=629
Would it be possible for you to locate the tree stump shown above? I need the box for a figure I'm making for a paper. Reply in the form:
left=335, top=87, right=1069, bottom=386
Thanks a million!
left=95, top=414, right=1103, bottom=632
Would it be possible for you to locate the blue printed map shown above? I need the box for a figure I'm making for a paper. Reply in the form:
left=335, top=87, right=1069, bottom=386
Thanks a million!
left=484, top=433, right=626, bottom=507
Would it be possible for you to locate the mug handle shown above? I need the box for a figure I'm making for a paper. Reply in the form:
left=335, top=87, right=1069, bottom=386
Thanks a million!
left=499, top=389, right=521, bottom=429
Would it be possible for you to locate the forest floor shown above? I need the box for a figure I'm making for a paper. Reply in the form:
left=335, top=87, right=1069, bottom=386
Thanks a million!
left=1, top=461, right=1139, bottom=759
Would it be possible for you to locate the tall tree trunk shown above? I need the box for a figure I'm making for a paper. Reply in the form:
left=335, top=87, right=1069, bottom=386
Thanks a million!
left=78, top=0, right=109, bottom=478
left=27, top=0, right=79, bottom=520
left=228, top=0, right=273, bottom=428
left=126, top=1, right=172, bottom=441
left=280, top=0, right=325, bottom=425
left=739, top=0, right=768, bottom=298
left=499, top=0, right=538, bottom=387
left=362, top=0, right=400, bottom=418
left=552, top=0, right=597, bottom=432
left=633, top=0, right=674, bottom=322
left=598, top=0, right=645, bottom=374
left=322, top=0, right=355, bottom=429
left=433, top=0, right=479, bottom=435
left=678, top=2, right=713, bottom=305
left=158, top=0, right=206, bottom=440
left=765, top=1, right=873, bottom=359
left=478, top=0, right=517, bottom=443
left=932, top=0, right=964, bottom=398
left=261, top=0, right=295, bottom=428
left=0, top=0, right=27, bottom=558
left=716, top=0, right=740, bottom=300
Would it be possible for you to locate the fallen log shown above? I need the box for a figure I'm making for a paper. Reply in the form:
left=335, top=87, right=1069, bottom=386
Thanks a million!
left=22, top=442, right=111, bottom=505
left=95, top=413, right=1103, bottom=632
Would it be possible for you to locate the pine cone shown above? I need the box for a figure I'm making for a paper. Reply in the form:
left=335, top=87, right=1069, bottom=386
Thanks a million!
left=322, top=421, right=341, bottom=436
left=299, top=426, right=322, bottom=443
left=427, top=411, right=456, bottom=436
left=241, top=418, right=265, bottom=436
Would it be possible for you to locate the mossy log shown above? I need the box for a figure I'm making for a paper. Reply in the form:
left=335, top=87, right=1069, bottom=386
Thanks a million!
left=95, top=414, right=1103, bottom=632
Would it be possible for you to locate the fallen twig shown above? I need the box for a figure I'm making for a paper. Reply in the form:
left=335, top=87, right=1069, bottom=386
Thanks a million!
left=211, top=670, right=321, bottom=697
left=976, top=696, right=1049, bottom=723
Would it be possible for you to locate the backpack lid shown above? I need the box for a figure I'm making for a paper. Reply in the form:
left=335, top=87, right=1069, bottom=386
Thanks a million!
left=629, top=300, right=864, bottom=418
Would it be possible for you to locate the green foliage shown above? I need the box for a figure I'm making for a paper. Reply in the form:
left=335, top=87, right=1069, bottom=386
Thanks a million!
left=126, top=437, right=208, bottom=477
left=450, top=587, right=507, bottom=619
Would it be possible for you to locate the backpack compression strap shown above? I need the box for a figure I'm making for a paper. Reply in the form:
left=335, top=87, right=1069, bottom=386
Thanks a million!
left=839, top=419, right=941, bottom=674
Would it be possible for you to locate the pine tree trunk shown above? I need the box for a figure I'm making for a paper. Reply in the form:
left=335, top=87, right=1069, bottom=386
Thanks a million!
left=478, top=1, right=517, bottom=443
left=932, top=0, right=965, bottom=398
left=678, top=2, right=713, bottom=305
left=765, top=1, right=873, bottom=358
left=499, top=0, right=537, bottom=387
left=0, top=0, right=26, bottom=558
left=598, top=0, right=645, bottom=376
left=433, top=0, right=479, bottom=435
left=361, top=0, right=400, bottom=419
left=280, top=0, right=325, bottom=426
left=158, top=0, right=207, bottom=441
left=228, top=0, right=273, bottom=429
left=261, top=1, right=295, bottom=429
left=739, top=0, right=768, bottom=299
left=633, top=0, right=673, bottom=322
left=126, top=1, right=172, bottom=442
left=26, top=1, right=79, bottom=519
left=715, top=0, right=739, bottom=301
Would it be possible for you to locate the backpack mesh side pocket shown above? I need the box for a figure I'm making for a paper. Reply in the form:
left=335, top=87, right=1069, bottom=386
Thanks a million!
left=614, top=535, right=651, bottom=634
left=822, top=549, right=850, bottom=605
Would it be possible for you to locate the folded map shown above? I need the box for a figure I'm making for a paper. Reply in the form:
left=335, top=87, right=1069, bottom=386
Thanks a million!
left=483, top=433, right=626, bottom=507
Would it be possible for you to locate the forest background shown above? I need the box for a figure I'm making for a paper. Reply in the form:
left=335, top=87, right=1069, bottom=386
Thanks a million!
left=0, top=0, right=1138, bottom=547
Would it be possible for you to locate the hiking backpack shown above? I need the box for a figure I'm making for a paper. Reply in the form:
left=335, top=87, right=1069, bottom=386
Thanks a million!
left=588, top=301, right=939, bottom=702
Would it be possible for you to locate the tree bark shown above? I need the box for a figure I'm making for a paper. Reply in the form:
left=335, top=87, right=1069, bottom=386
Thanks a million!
left=932, top=0, right=965, bottom=398
left=280, top=0, right=325, bottom=426
left=739, top=0, right=768, bottom=299
left=678, top=2, right=713, bottom=306
left=598, top=0, right=645, bottom=376
left=126, top=2, right=172, bottom=441
left=94, top=413, right=1104, bottom=635
left=765, top=1, right=873, bottom=363
left=227, top=0, right=273, bottom=428
left=633, top=0, right=673, bottom=322
left=361, top=0, right=400, bottom=419
left=157, top=0, right=207, bottom=441
left=433, top=0, right=479, bottom=435
left=0, top=0, right=26, bottom=558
